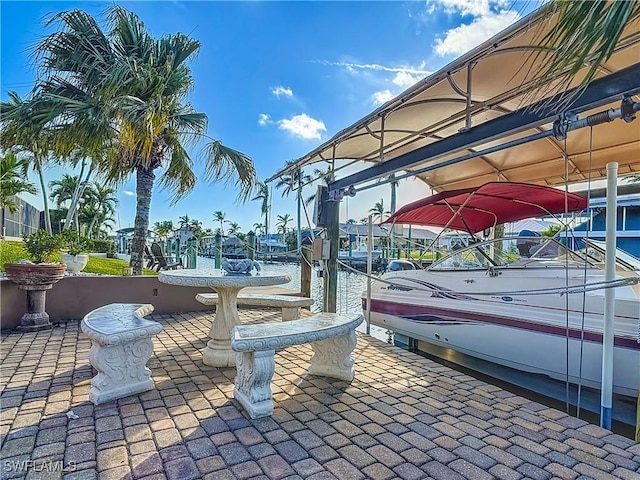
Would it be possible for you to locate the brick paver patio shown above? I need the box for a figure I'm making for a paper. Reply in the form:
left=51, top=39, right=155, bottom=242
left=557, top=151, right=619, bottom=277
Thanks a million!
left=1, top=308, right=639, bottom=480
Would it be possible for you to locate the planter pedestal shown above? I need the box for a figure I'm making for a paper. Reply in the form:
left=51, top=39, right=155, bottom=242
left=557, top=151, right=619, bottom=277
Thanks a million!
left=17, top=284, right=55, bottom=332
left=4, top=263, right=67, bottom=332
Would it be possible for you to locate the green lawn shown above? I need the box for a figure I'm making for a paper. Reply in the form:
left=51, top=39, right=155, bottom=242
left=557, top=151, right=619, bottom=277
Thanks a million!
left=0, top=240, right=158, bottom=276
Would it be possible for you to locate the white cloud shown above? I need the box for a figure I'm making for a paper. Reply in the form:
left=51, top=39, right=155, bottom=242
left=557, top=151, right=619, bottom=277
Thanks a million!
left=434, top=9, right=520, bottom=56
left=392, top=71, right=423, bottom=88
left=278, top=113, right=326, bottom=140
left=258, top=113, right=272, bottom=126
left=372, top=90, right=396, bottom=106
left=272, top=86, right=293, bottom=97
left=315, top=60, right=430, bottom=76
left=123, top=190, right=135, bottom=196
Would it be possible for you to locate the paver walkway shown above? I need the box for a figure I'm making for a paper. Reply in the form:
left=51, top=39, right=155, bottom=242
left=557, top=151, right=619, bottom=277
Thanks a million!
left=1, top=308, right=639, bottom=480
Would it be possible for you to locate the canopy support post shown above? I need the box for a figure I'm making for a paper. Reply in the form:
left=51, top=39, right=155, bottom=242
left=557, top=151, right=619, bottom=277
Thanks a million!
left=600, top=161, right=617, bottom=430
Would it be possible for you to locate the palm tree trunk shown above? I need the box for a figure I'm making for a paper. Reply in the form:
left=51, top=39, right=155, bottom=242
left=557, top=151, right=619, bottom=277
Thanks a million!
left=64, top=162, right=93, bottom=230
left=35, top=160, right=52, bottom=234
left=87, top=215, right=98, bottom=238
left=130, top=165, right=155, bottom=275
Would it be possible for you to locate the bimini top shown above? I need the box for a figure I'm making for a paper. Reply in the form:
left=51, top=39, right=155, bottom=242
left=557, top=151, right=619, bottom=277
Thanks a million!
left=382, top=182, right=587, bottom=233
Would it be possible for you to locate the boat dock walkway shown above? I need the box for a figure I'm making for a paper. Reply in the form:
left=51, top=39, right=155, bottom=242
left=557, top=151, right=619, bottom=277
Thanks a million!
left=1, top=308, right=639, bottom=480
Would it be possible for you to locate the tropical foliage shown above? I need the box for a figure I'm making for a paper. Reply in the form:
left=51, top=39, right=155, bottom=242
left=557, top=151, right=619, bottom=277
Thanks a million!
left=251, top=183, right=270, bottom=235
left=369, top=199, right=390, bottom=223
left=529, top=0, right=640, bottom=110
left=1, top=7, right=257, bottom=274
left=0, top=153, right=38, bottom=214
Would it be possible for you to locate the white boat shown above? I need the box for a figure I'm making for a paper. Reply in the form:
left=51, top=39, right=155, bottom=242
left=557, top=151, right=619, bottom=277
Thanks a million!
left=363, top=183, right=640, bottom=397
left=339, top=243, right=382, bottom=261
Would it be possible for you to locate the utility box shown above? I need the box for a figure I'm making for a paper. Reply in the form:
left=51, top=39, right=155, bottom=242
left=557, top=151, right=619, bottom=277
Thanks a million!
left=312, top=238, right=330, bottom=260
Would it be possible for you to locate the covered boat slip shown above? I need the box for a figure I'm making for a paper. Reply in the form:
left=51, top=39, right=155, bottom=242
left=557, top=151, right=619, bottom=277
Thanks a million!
left=267, top=3, right=640, bottom=434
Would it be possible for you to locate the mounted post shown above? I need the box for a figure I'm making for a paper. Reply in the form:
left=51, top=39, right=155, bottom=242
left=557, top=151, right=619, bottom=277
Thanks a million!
left=324, top=195, right=339, bottom=313
left=247, top=231, right=256, bottom=261
left=214, top=232, right=222, bottom=269
left=600, top=161, right=617, bottom=430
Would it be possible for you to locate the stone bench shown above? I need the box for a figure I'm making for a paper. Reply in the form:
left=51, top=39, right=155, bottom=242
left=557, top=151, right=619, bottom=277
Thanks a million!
left=196, top=293, right=314, bottom=321
left=81, top=303, right=162, bottom=405
left=231, top=313, right=363, bottom=418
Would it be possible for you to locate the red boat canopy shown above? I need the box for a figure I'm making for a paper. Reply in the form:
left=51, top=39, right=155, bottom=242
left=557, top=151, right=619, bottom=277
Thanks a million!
left=382, top=182, right=587, bottom=233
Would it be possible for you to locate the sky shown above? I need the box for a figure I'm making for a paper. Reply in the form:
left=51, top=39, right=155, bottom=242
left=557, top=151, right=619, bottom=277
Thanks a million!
left=1, top=0, right=541, bottom=234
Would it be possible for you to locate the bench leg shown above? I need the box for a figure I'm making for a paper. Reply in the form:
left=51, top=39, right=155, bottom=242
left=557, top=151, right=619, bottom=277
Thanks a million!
left=87, top=337, right=156, bottom=405
left=281, top=306, right=301, bottom=322
left=309, top=330, right=357, bottom=381
left=233, top=350, right=275, bottom=418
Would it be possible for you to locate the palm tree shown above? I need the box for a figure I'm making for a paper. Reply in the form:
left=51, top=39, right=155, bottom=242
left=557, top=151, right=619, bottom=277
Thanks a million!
left=154, top=220, right=174, bottom=239
left=252, top=222, right=265, bottom=235
left=304, top=167, right=332, bottom=206
left=275, top=160, right=312, bottom=251
left=276, top=213, right=292, bottom=235
left=24, top=7, right=257, bottom=273
left=369, top=199, right=389, bottom=223
left=0, top=92, right=56, bottom=234
left=251, top=182, right=270, bottom=236
left=49, top=174, right=79, bottom=210
left=84, top=184, right=118, bottom=238
left=178, top=215, right=191, bottom=229
left=0, top=152, right=38, bottom=238
left=227, top=222, right=241, bottom=235
left=213, top=211, right=226, bottom=234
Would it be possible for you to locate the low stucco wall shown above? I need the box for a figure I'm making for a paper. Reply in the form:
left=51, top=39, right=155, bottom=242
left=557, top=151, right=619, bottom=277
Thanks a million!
left=1, top=276, right=213, bottom=331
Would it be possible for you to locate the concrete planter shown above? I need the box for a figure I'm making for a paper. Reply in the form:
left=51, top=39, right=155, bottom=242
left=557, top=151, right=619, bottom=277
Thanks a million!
left=61, top=253, right=89, bottom=273
left=3, top=262, right=67, bottom=331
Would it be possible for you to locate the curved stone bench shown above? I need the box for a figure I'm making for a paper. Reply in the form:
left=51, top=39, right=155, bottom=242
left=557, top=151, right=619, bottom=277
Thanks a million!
left=196, top=293, right=314, bottom=321
left=81, top=303, right=162, bottom=405
left=231, top=313, right=363, bottom=418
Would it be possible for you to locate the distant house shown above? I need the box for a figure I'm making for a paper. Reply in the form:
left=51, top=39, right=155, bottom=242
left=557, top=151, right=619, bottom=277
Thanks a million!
left=1, top=195, right=41, bottom=239
left=569, top=192, right=640, bottom=258
left=115, top=228, right=155, bottom=254
left=258, top=234, right=287, bottom=253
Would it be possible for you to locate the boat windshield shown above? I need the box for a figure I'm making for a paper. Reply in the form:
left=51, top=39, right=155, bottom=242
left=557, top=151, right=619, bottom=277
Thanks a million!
left=428, top=236, right=592, bottom=271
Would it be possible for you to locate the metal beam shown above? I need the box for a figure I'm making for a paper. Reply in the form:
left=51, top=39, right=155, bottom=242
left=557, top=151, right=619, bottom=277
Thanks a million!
left=329, top=63, right=640, bottom=192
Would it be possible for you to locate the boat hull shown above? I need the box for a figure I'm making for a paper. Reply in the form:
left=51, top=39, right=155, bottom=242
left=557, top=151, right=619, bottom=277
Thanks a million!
left=364, top=274, right=640, bottom=397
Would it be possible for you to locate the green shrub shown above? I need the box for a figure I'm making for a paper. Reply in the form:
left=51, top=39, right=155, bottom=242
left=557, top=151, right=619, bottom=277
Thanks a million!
left=91, top=239, right=116, bottom=253
left=22, top=230, right=63, bottom=263
left=1, top=240, right=156, bottom=275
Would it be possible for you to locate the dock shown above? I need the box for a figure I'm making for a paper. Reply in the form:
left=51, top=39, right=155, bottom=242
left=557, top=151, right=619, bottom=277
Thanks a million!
left=1, top=308, right=638, bottom=479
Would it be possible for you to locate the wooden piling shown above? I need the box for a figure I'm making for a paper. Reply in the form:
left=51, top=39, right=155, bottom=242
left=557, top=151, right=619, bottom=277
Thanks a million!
left=301, top=241, right=312, bottom=299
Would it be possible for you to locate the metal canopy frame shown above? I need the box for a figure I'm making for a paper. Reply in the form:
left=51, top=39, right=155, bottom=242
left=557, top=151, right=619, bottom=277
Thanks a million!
left=267, top=5, right=640, bottom=197
left=330, top=63, right=640, bottom=195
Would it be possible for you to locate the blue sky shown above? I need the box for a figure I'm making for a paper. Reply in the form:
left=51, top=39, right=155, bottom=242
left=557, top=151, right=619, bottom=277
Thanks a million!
left=1, top=0, right=539, bottom=233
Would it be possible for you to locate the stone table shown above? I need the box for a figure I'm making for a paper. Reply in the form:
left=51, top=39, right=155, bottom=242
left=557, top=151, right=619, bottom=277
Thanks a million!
left=158, top=269, right=291, bottom=367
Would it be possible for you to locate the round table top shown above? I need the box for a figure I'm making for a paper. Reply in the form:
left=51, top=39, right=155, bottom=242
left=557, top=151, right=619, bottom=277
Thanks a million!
left=158, top=269, right=291, bottom=289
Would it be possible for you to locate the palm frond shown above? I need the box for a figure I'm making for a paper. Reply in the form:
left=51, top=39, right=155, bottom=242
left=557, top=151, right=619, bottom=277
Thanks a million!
left=526, top=0, right=640, bottom=112
left=202, top=141, right=257, bottom=202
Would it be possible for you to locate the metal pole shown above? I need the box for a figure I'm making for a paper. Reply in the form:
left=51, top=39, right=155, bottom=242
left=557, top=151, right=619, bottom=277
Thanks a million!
left=600, top=161, right=617, bottom=430
left=366, top=215, right=373, bottom=335
left=297, top=179, right=302, bottom=254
